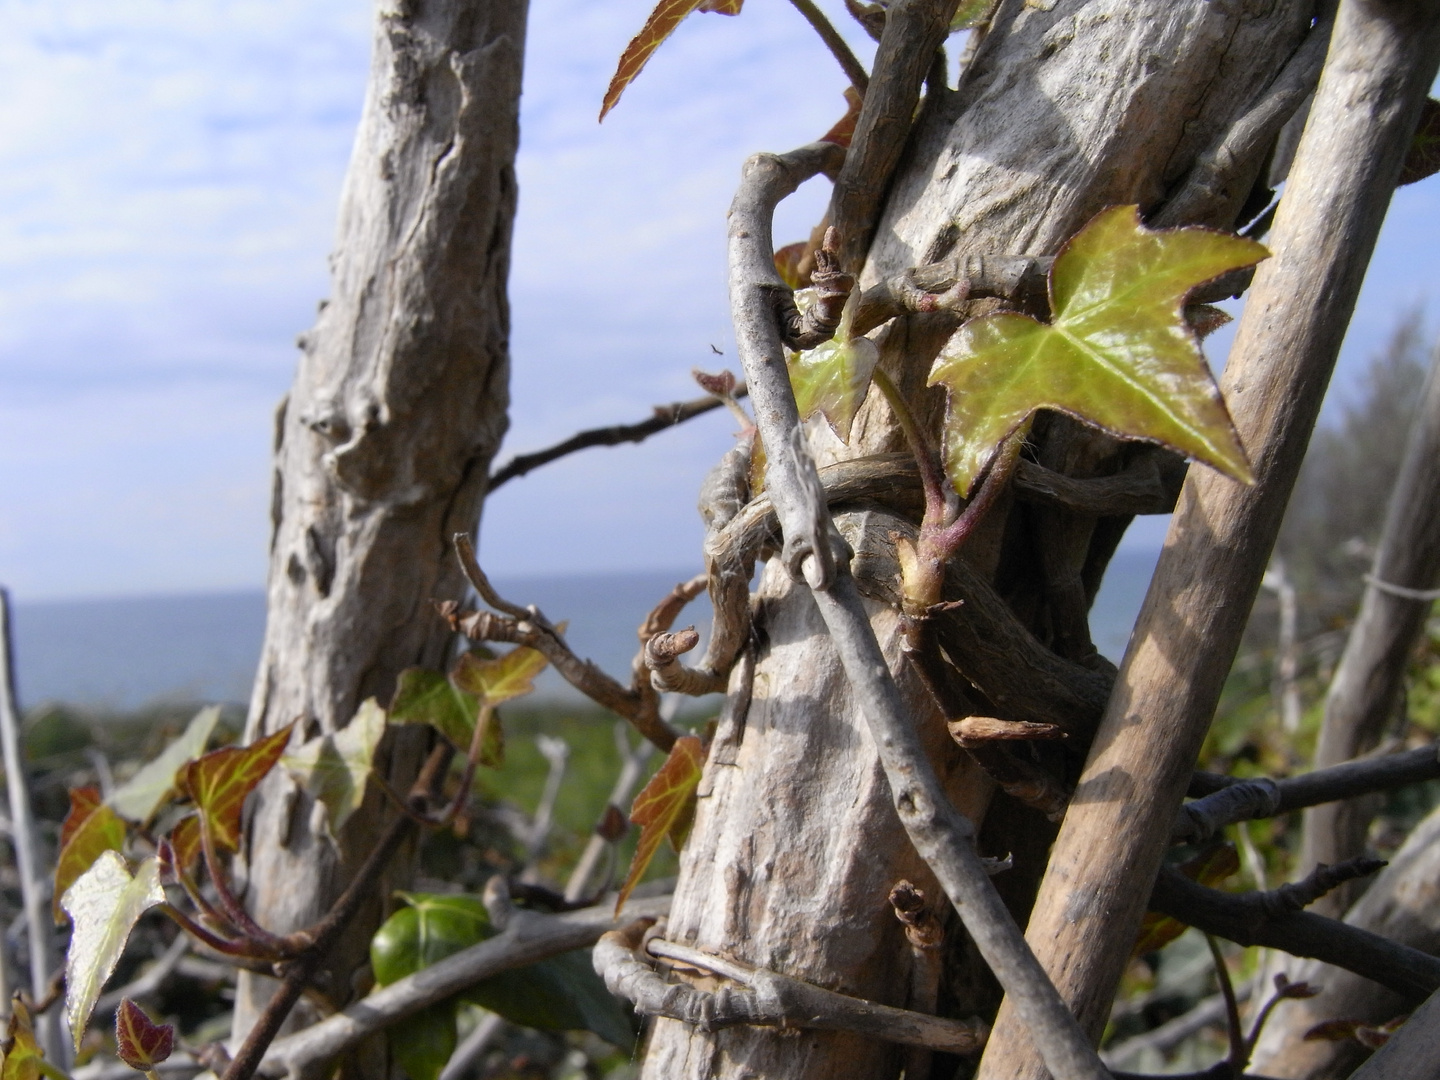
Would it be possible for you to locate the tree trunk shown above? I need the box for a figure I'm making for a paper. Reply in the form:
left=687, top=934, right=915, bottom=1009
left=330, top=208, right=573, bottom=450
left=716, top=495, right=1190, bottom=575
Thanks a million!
left=234, top=0, right=526, bottom=1056
left=641, top=3, right=1309, bottom=1077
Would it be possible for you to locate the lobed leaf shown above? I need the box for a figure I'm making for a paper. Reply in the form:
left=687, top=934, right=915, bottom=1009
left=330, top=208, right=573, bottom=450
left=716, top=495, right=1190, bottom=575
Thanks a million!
left=1, top=999, right=43, bottom=1080
left=180, top=724, right=294, bottom=852
left=54, top=788, right=128, bottom=923
left=600, top=0, right=744, bottom=121
left=616, top=735, right=705, bottom=914
left=108, top=706, right=220, bottom=824
left=61, top=853, right=165, bottom=1049
left=450, top=645, right=548, bottom=709
left=950, top=0, right=998, bottom=31
left=389, top=666, right=503, bottom=765
left=929, top=205, right=1266, bottom=496
left=1133, top=843, right=1240, bottom=956
left=115, top=999, right=174, bottom=1070
left=167, top=815, right=203, bottom=878
left=1399, top=97, right=1440, bottom=186
left=788, top=294, right=879, bottom=444
left=283, top=698, right=388, bottom=834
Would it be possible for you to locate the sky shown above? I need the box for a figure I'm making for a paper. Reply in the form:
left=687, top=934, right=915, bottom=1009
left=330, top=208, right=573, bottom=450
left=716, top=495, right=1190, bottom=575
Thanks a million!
left=0, top=0, right=1435, bottom=601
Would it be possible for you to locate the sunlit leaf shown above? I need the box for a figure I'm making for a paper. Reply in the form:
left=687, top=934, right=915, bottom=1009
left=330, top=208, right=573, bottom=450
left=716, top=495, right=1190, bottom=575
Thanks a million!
left=115, top=999, right=174, bottom=1070
left=775, top=242, right=810, bottom=290
left=1, top=999, right=43, bottom=1080
left=283, top=699, right=387, bottom=834
left=389, top=666, right=503, bottom=765
left=748, top=429, right=766, bottom=497
left=168, top=815, right=202, bottom=878
left=451, top=645, right=548, bottom=708
left=372, top=893, right=634, bottom=1062
left=789, top=293, right=879, bottom=444
left=180, top=724, right=294, bottom=852
left=1133, top=843, right=1240, bottom=956
left=929, top=205, right=1266, bottom=495
left=616, top=735, right=705, bottom=914
left=951, top=0, right=998, bottom=30
left=820, top=86, right=863, bottom=149
left=62, top=853, right=165, bottom=1049
left=108, top=706, right=220, bottom=824
left=600, top=0, right=744, bottom=121
left=1400, top=98, right=1440, bottom=186
left=54, top=788, right=128, bottom=923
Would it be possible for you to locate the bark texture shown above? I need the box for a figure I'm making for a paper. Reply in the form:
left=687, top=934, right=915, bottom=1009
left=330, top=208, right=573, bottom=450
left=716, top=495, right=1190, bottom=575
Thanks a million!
left=643, top=2, right=1311, bottom=1077
left=1300, top=346, right=1440, bottom=916
left=234, top=0, right=526, bottom=1052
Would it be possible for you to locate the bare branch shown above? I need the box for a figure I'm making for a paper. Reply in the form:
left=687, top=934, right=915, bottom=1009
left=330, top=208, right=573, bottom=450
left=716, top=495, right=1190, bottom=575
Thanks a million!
left=254, top=895, right=673, bottom=1078
left=645, top=628, right=727, bottom=696
left=593, top=922, right=987, bottom=1054
left=1012, top=452, right=1185, bottom=518
left=854, top=253, right=1052, bottom=335
left=486, top=385, right=749, bottom=493
left=729, top=143, right=1109, bottom=1078
left=784, top=0, right=870, bottom=95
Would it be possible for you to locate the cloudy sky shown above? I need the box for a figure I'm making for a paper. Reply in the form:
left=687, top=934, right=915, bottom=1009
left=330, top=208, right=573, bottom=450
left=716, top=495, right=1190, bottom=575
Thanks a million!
left=0, top=0, right=1435, bottom=601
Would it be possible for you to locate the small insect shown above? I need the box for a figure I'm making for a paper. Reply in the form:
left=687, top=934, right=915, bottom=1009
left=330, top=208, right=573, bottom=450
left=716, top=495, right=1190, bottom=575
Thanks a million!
left=710, top=343, right=724, bottom=355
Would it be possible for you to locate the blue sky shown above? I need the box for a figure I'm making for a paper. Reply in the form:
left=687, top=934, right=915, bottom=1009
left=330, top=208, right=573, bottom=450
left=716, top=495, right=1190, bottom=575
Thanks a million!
left=0, top=0, right=1435, bottom=600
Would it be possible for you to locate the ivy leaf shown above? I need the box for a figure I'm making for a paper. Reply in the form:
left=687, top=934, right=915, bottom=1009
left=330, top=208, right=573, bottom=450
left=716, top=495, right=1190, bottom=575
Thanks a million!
left=54, top=788, right=128, bottom=923
left=450, top=645, right=548, bottom=708
left=789, top=292, right=879, bottom=444
left=616, top=735, right=705, bottom=914
left=929, top=205, right=1266, bottom=496
left=61, top=853, right=165, bottom=1049
left=774, top=242, right=810, bottom=291
left=389, top=666, right=503, bottom=766
left=371, top=892, right=634, bottom=1073
left=1399, top=97, right=1440, bottom=186
left=108, top=706, right=220, bottom=824
left=1, top=999, right=43, bottom=1080
left=1133, top=843, right=1239, bottom=956
left=115, top=999, right=174, bottom=1070
left=600, top=0, right=744, bottom=121
left=283, top=699, right=387, bottom=834
left=180, top=724, right=295, bottom=852
left=167, top=815, right=203, bottom=878
left=950, top=0, right=998, bottom=31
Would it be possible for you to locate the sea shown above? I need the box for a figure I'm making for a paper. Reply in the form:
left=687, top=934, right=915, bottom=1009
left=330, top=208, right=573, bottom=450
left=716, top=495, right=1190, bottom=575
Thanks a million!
left=7, top=549, right=1161, bottom=712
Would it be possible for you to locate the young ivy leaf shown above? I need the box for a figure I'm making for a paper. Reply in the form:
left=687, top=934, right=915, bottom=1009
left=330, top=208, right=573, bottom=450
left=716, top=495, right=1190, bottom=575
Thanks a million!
left=1399, top=97, right=1440, bottom=186
left=108, top=705, right=220, bottom=824
left=450, top=644, right=548, bottom=709
left=180, top=724, right=295, bottom=852
left=950, top=0, right=998, bottom=31
left=929, top=205, right=1267, bottom=496
left=167, top=815, right=203, bottom=879
left=115, top=999, right=174, bottom=1071
left=54, top=788, right=128, bottom=923
left=61, top=853, right=165, bottom=1050
left=1, top=998, right=44, bottom=1080
left=789, top=291, right=879, bottom=444
left=283, top=698, right=388, bottom=835
left=616, top=735, right=705, bottom=914
left=389, top=668, right=501, bottom=766
left=600, top=0, right=743, bottom=121
left=1132, top=842, right=1239, bottom=956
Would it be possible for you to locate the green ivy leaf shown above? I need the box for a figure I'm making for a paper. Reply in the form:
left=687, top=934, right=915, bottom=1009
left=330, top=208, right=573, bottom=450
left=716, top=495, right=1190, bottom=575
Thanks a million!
left=929, top=205, right=1266, bottom=496
left=600, top=0, right=744, bottom=121
left=788, top=293, right=879, bottom=444
left=283, top=698, right=387, bottom=834
left=61, top=853, right=165, bottom=1049
left=1, top=999, right=43, bottom=1080
left=54, top=788, right=127, bottom=924
left=389, top=666, right=503, bottom=765
left=1400, top=97, right=1440, bottom=186
left=108, top=705, right=220, bottom=824
left=371, top=893, right=634, bottom=1055
left=389, top=1003, right=456, bottom=1080
left=950, top=0, right=998, bottom=31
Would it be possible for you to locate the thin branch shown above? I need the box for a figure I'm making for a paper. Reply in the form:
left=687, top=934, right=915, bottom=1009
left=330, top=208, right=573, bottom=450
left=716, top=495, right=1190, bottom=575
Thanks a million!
left=564, top=722, right=659, bottom=903
left=1103, top=992, right=1244, bottom=1069
left=729, top=143, right=1109, bottom=1079
left=1148, top=859, right=1440, bottom=1002
left=1153, top=12, right=1334, bottom=227
left=486, top=386, right=748, bottom=492
left=1012, top=451, right=1184, bottom=517
left=855, top=253, right=1052, bottom=335
left=1204, top=933, right=1248, bottom=1070
left=593, top=923, right=988, bottom=1054
left=644, top=628, right=727, bottom=696
left=891, top=880, right=945, bottom=1080
left=1175, top=743, right=1440, bottom=842
left=254, top=895, right=673, bottom=1078
left=784, top=0, right=870, bottom=94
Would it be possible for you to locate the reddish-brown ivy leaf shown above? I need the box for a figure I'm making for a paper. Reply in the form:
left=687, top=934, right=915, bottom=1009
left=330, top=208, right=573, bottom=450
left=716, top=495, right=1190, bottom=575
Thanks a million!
left=54, top=787, right=128, bottom=924
left=1, top=998, right=43, bottom=1080
left=180, top=724, right=295, bottom=852
left=1399, top=97, right=1440, bottom=186
left=115, top=998, right=174, bottom=1070
left=596, top=803, right=629, bottom=842
left=1132, top=843, right=1240, bottom=956
left=600, top=0, right=744, bottom=121
left=774, top=242, right=810, bottom=290
left=168, top=815, right=203, bottom=878
left=930, top=205, right=1266, bottom=496
left=820, top=86, right=863, bottom=149
left=616, top=735, right=705, bottom=913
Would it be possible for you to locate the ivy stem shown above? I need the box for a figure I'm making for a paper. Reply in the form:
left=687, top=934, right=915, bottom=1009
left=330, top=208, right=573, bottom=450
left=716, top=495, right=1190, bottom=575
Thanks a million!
left=197, top=821, right=295, bottom=958
left=928, top=431, right=1023, bottom=558
left=872, top=366, right=948, bottom=523
left=35, top=1058, right=74, bottom=1080
left=1205, top=932, right=1248, bottom=1071
left=157, top=904, right=265, bottom=960
left=784, top=0, right=870, bottom=95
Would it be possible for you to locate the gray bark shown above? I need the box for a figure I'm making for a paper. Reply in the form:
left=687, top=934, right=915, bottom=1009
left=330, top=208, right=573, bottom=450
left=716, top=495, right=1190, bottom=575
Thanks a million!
left=1300, top=343, right=1440, bottom=916
left=642, top=3, right=1311, bottom=1077
left=234, top=0, right=526, bottom=1055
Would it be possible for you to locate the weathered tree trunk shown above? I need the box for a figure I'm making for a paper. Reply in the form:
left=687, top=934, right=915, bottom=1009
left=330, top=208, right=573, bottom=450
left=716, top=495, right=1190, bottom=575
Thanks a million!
left=234, top=0, right=526, bottom=1055
left=642, top=3, right=1309, bottom=1077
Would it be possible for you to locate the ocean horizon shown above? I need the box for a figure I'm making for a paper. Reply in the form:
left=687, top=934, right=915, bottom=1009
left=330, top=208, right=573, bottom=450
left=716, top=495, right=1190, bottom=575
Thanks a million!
left=8, top=550, right=1161, bottom=713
